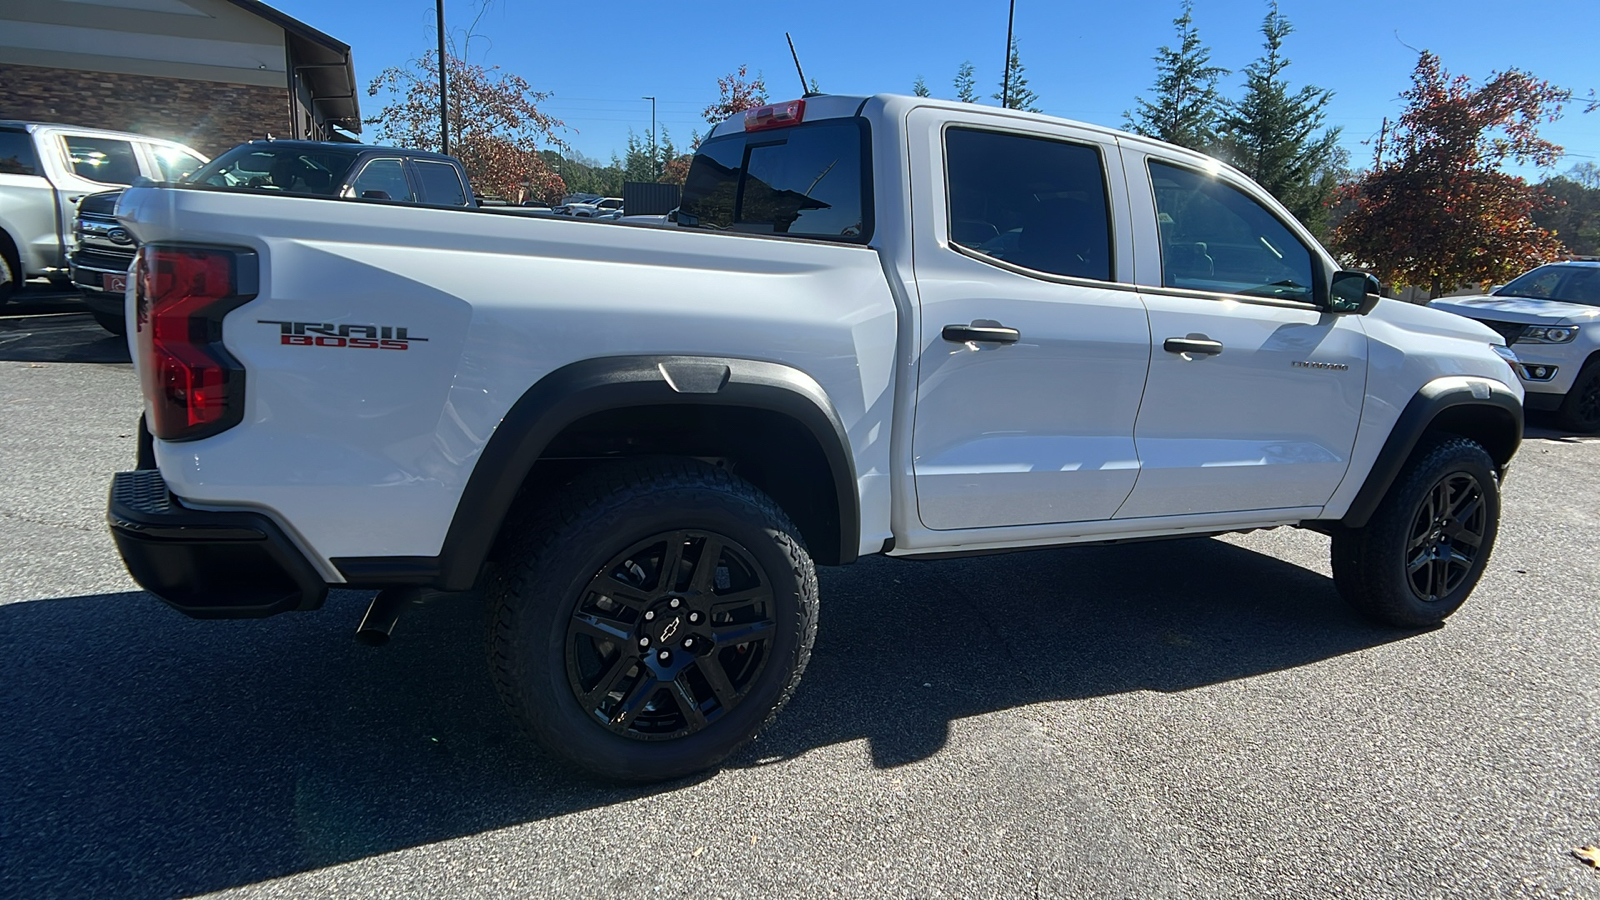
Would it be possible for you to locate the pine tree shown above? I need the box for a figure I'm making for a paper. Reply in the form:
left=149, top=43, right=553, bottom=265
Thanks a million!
left=1218, top=2, right=1342, bottom=232
left=954, top=62, right=978, bottom=104
left=913, top=76, right=931, bottom=98
left=992, top=39, right=1041, bottom=112
left=1126, top=0, right=1229, bottom=152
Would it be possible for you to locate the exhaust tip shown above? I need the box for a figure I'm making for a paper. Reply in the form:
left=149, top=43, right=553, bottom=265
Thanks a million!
left=355, top=586, right=420, bottom=646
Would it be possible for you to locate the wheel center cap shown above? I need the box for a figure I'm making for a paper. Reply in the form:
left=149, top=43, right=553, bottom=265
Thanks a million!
left=652, top=612, right=683, bottom=644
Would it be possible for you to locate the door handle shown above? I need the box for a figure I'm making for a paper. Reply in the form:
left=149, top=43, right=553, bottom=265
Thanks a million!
left=1163, top=337, right=1224, bottom=356
left=943, top=324, right=1021, bottom=344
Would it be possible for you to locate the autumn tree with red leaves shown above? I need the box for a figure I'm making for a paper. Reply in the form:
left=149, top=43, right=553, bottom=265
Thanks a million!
left=366, top=50, right=569, bottom=204
left=1332, top=52, right=1572, bottom=298
left=703, top=65, right=768, bottom=126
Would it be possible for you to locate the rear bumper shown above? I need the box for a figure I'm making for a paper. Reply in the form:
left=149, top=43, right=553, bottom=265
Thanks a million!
left=107, top=470, right=328, bottom=618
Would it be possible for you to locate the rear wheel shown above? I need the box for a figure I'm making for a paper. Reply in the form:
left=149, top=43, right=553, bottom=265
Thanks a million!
left=1332, top=436, right=1500, bottom=627
left=487, top=458, right=817, bottom=782
left=1557, top=362, right=1600, bottom=434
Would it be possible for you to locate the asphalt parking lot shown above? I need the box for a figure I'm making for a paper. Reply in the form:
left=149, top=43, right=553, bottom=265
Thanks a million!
left=3, top=294, right=1598, bottom=899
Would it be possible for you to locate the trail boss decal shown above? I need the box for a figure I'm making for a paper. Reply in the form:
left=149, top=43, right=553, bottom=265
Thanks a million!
left=258, top=320, right=428, bottom=350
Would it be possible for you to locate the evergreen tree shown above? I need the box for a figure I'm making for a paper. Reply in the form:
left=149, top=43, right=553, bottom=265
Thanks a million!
left=913, top=76, right=931, bottom=98
left=954, top=62, right=979, bottom=104
left=1126, top=0, right=1229, bottom=152
left=992, top=39, right=1041, bottom=112
left=1218, top=1, right=1343, bottom=233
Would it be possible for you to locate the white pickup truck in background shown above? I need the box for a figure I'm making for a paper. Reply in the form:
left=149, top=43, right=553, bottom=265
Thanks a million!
left=0, top=120, right=204, bottom=302
left=107, top=94, right=1523, bottom=782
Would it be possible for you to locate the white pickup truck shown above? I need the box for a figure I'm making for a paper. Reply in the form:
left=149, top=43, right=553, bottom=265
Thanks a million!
left=107, top=95, right=1524, bottom=782
left=0, top=121, right=204, bottom=302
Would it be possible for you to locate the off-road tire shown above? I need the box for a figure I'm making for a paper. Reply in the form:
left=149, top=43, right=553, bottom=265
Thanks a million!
left=486, top=457, right=818, bottom=782
left=1556, top=361, right=1600, bottom=434
left=91, top=308, right=127, bottom=335
left=1331, top=435, right=1500, bottom=628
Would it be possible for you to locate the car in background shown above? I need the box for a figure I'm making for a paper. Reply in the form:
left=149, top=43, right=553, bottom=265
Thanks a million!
left=73, top=140, right=475, bottom=334
left=562, top=196, right=624, bottom=218
left=0, top=120, right=205, bottom=304
left=1429, top=260, right=1600, bottom=431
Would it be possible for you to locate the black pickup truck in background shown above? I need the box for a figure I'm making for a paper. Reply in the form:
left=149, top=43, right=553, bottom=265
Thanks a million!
left=72, top=140, right=477, bottom=334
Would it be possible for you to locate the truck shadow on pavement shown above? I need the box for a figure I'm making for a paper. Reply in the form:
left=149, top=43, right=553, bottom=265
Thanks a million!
left=1, top=537, right=1404, bottom=898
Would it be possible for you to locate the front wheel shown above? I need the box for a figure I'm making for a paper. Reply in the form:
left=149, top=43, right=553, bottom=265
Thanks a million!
left=1332, top=436, right=1501, bottom=627
left=487, top=458, right=818, bottom=782
left=91, top=308, right=127, bottom=335
left=1557, top=362, right=1600, bottom=434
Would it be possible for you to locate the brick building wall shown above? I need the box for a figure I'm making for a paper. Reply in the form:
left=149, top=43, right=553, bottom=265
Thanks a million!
left=0, top=63, right=290, bottom=157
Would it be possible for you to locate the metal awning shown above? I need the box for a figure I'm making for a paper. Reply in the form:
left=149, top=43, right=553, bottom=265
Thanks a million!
left=224, top=0, right=361, bottom=133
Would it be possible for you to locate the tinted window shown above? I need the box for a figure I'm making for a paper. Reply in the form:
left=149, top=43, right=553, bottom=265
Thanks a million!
left=945, top=128, right=1113, bottom=281
left=349, top=158, right=416, bottom=202
left=190, top=145, right=358, bottom=196
left=413, top=160, right=468, bottom=206
left=65, top=136, right=140, bottom=184
left=1497, top=264, right=1600, bottom=306
left=151, top=145, right=205, bottom=182
left=0, top=129, right=39, bottom=176
left=1149, top=161, right=1316, bottom=303
left=678, top=118, right=869, bottom=242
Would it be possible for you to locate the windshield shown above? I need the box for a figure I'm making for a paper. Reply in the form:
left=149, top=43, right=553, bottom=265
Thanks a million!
left=1494, top=264, right=1600, bottom=306
left=189, top=145, right=361, bottom=197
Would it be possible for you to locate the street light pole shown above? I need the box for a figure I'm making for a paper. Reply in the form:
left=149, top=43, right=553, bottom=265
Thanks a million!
left=642, top=96, right=656, bottom=180
left=436, top=0, right=448, bottom=155
left=1002, top=0, right=1015, bottom=110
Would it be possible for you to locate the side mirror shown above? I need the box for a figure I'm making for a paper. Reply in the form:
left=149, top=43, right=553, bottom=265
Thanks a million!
left=1330, top=270, right=1382, bottom=315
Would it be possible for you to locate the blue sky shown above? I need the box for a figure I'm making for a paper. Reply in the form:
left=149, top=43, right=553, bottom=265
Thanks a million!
left=267, top=0, right=1597, bottom=178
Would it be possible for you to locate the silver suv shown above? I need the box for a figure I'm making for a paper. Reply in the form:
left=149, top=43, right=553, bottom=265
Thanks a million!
left=1430, top=261, right=1600, bottom=432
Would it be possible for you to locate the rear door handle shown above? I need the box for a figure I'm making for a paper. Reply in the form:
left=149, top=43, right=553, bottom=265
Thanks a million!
left=943, top=324, right=1021, bottom=344
left=1163, top=337, right=1224, bottom=356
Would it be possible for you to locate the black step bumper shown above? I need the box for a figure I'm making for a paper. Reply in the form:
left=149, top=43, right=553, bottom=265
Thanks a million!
left=107, top=470, right=328, bottom=618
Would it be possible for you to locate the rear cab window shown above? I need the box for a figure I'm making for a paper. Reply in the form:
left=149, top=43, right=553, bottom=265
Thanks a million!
left=678, top=116, right=871, bottom=242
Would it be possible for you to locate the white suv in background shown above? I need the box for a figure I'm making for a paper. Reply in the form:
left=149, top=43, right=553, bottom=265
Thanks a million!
left=1430, top=261, right=1600, bottom=432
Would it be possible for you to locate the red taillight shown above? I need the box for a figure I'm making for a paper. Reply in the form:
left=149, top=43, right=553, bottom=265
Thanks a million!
left=743, top=98, right=806, bottom=132
left=134, top=245, right=255, bottom=441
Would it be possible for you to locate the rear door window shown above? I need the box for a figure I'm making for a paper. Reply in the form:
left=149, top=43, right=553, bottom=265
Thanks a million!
left=412, top=160, right=468, bottom=206
left=944, top=127, right=1114, bottom=281
left=0, top=129, right=40, bottom=176
left=64, top=136, right=141, bottom=184
left=678, top=118, right=870, bottom=242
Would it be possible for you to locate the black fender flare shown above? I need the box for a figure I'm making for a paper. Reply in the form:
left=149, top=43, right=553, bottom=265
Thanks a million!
left=333, top=355, right=860, bottom=590
left=1339, top=377, right=1522, bottom=529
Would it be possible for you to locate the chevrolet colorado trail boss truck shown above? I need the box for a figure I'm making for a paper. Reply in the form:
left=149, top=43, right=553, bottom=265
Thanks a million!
left=106, top=95, right=1524, bottom=782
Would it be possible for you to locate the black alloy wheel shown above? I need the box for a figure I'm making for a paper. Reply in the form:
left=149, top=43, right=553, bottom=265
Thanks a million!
left=567, top=529, right=776, bottom=740
left=1403, top=471, right=1487, bottom=604
left=487, top=457, right=817, bottom=782
left=1331, top=435, right=1500, bottom=628
left=1558, top=364, right=1600, bottom=433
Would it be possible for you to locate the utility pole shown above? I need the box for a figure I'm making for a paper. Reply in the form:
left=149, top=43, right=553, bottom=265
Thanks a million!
left=436, top=0, right=448, bottom=155
left=1002, top=0, right=1016, bottom=109
left=642, top=95, right=656, bottom=179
